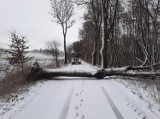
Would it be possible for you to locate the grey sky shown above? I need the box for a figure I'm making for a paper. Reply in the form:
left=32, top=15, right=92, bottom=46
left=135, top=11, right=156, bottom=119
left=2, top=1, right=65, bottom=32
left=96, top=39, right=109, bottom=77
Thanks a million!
left=0, top=0, right=84, bottom=50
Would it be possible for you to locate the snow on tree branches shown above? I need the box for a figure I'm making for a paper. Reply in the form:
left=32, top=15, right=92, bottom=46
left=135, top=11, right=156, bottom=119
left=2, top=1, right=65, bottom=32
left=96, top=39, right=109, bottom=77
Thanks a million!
left=6, top=31, right=32, bottom=70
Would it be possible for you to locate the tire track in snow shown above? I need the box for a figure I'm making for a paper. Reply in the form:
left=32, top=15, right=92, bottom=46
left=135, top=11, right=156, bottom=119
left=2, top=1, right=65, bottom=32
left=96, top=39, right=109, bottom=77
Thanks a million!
left=101, top=87, right=124, bottom=119
left=59, top=86, right=75, bottom=119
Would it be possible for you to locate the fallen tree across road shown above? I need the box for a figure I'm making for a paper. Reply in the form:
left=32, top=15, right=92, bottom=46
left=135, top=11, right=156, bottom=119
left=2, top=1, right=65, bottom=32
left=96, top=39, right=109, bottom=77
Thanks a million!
left=27, top=64, right=160, bottom=81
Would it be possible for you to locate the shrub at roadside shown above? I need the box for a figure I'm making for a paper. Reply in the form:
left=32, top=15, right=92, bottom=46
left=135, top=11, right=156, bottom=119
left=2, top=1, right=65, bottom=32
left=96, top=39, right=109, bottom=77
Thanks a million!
left=0, top=66, right=32, bottom=97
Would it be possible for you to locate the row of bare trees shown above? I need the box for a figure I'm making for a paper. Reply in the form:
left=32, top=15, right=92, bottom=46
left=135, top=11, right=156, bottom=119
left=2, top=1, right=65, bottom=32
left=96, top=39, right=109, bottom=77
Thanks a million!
left=66, top=0, right=159, bottom=70
left=49, top=0, right=160, bottom=70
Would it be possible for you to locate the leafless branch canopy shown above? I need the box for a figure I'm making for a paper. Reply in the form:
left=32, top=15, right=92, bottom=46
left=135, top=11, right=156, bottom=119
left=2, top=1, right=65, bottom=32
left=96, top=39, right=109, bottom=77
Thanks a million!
left=50, top=0, right=75, bottom=27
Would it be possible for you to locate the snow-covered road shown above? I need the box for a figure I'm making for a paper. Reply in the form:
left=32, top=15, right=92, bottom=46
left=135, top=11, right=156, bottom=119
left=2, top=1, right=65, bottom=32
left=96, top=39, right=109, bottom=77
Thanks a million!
left=1, top=62, right=160, bottom=119
left=4, top=78, right=159, bottom=119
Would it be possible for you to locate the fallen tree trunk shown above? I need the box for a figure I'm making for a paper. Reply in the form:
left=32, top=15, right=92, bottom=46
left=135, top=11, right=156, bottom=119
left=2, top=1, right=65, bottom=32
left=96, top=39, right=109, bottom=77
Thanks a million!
left=124, top=62, right=160, bottom=71
left=28, top=65, right=160, bottom=81
left=42, top=71, right=93, bottom=78
left=94, top=69, right=160, bottom=79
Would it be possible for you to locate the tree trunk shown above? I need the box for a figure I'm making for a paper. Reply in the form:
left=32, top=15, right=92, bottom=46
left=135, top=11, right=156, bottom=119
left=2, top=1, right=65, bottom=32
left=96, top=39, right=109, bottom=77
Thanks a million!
left=62, top=23, right=68, bottom=65
left=92, top=51, right=97, bottom=65
left=64, top=34, right=67, bottom=64
left=55, top=52, right=59, bottom=67
left=30, top=64, right=160, bottom=81
left=101, top=0, right=108, bottom=68
left=92, top=31, right=98, bottom=65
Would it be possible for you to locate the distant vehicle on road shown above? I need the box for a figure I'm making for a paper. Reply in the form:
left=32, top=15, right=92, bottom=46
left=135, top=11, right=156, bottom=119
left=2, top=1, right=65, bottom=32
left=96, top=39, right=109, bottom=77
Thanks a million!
left=71, top=53, right=81, bottom=64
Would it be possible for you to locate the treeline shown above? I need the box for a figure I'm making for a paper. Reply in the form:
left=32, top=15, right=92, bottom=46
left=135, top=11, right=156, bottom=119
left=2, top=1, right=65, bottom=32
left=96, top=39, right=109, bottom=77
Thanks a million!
left=30, top=48, right=64, bottom=57
left=70, top=0, right=160, bottom=69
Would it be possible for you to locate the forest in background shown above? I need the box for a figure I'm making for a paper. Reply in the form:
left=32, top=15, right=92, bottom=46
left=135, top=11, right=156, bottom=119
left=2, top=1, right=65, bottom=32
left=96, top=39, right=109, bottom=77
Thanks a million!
left=69, top=0, right=160, bottom=70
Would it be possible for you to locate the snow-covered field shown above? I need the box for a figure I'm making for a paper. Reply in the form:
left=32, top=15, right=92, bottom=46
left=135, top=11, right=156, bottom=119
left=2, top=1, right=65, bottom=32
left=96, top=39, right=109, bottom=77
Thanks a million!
left=0, top=63, right=160, bottom=119
left=26, top=52, right=53, bottom=67
left=0, top=52, right=53, bottom=80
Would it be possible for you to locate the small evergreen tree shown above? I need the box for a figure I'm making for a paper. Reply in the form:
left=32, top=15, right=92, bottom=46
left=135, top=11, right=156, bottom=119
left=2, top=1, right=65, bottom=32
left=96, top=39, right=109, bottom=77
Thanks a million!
left=7, top=31, right=31, bottom=71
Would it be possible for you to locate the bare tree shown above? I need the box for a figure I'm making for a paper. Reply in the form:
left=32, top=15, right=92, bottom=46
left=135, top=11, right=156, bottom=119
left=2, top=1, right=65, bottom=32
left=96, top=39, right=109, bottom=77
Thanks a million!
left=46, top=40, right=61, bottom=67
left=100, top=0, right=119, bottom=68
left=50, top=0, right=75, bottom=64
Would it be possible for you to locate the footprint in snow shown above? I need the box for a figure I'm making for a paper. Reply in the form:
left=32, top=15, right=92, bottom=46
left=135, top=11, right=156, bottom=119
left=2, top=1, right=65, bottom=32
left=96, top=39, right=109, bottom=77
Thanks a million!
left=143, top=116, right=147, bottom=119
left=80, top=103, right=82, bottom=106
left=76, top=112, right=79, bottom=117
left=81, top=114, right=85, bottom=119
left=80, top=99, right=83, bottom=102
left=138, top=112, right=144, bottom=117
left=75, top=105, right=79, bottom=110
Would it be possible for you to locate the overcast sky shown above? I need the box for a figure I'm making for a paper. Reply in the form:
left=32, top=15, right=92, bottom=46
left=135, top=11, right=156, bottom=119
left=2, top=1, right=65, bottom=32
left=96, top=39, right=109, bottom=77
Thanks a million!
left=0, top=0, right=84, bottom=50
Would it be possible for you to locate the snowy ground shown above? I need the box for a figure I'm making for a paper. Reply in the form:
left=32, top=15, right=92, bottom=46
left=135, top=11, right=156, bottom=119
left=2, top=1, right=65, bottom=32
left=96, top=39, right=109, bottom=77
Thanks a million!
left=26, top=52, right=53, bottom=67
left=0, top=52, right=53, bottom=80
left=0, top=62, right=160, bottom=119
left=45, top=61, right=100, bottom=74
